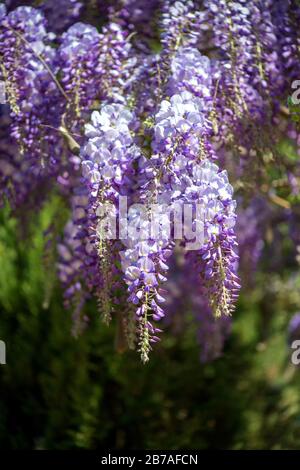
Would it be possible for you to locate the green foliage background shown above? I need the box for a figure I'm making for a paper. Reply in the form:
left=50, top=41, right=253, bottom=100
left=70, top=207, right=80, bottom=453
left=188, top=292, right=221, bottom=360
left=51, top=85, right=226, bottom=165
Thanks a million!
left=0, top=199, right=300, bottom=450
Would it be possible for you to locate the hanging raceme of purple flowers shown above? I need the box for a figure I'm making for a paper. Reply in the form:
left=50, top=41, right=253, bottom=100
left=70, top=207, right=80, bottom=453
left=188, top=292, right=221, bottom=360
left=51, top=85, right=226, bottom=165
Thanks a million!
left=1, top=0, right=300, bottom=362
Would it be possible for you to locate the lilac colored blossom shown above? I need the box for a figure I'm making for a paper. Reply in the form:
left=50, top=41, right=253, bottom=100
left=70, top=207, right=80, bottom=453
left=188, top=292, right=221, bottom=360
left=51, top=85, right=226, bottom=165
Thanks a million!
left=4, top=0, right=300, bottom=364
left=58, top=22, right=101, bottom=125
left=271, top=0, right=300, bottom=84
left=122, top=97, right=239, bottom=360
left=58, top=20, right=135, bottom=128
left=0, top=6, right=63, bottom=207
left=0, top=106, right=52, bottom=208
left=106, top=0, right=160, bottom=50
left=81, top=103, right=140, bottom=325
left=161, top=0, right=205, bottom=51
left=81, top=103, right=140, bottom=199
left=58, top=17, right=138, bottom=325
left=183, top=161, right=239, bottom=318
left=41, top=0, right=83, bottom=34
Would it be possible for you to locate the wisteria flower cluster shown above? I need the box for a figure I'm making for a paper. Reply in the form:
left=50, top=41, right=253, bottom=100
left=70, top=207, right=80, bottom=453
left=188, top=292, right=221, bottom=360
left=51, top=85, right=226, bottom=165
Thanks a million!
left=1, top=0, right=300, bottom=363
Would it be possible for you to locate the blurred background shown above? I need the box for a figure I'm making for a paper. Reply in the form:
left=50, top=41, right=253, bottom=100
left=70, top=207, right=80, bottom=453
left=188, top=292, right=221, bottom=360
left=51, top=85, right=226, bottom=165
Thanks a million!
left=0, top=201, right=300, bottom=450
